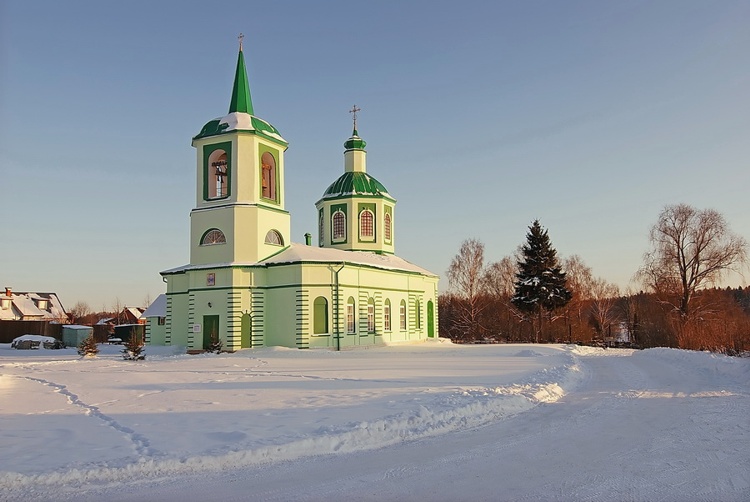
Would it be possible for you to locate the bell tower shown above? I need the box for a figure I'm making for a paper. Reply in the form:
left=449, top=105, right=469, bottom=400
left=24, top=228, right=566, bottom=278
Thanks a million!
left=189, top=36, right=290, bottom=265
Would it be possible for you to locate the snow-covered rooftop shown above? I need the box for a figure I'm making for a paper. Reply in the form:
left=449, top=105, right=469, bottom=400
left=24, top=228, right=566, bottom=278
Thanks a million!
left=0, top=292, right=67, bottom=321
left=162, top=243, right=437, bottom=277
left=142, top=294, right=167, bottom=318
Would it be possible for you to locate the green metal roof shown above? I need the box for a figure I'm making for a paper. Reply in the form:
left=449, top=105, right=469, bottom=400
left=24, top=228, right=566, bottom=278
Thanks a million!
left=193, top=47, right=285, bottom=144
left=229, top=48, right=254, bottom=114
left=193, top=115, right=285, bottom=144
left=344, top=129, right=367, bottom=150
left=321, top=171, right=391, bottom=199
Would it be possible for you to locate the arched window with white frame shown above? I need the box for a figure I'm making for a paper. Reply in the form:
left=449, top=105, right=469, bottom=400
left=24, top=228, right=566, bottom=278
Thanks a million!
left=264, top=229, right=284, bottom=246
left=399, top=300, right=407, bottom=331
left=201, top=228, right=226, bottom=246
left=346, top=297, right=356, bottom=334
left=332, top=210, right=346, bottom=242
left=359, top=209, right=374, bottom=241
left=384, top=212, right=392, bottom=242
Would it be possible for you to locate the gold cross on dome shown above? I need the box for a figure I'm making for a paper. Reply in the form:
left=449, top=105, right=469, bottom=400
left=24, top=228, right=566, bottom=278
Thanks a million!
left=349, top=104, right=361, bottom=131
left=238, top=33, right=245, bottom=51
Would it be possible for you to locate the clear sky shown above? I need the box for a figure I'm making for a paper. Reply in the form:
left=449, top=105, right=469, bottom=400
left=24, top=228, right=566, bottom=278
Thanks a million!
left=1, top=0, right=749, bottom=311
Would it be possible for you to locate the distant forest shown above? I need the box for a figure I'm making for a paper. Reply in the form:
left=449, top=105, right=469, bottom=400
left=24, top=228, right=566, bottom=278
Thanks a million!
left=441, top=206, right=749, bottom=354
left=440, top=286, right=750, bottom=354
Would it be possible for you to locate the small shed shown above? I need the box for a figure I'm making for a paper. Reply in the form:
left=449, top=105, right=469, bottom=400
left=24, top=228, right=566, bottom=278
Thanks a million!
left=62, top=325, right=93, bottom=347
left=114, top=324, right=145, bottom=344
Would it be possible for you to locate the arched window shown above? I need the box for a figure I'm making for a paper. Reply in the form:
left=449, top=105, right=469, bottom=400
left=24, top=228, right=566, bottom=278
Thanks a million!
left=346, top=297, right=356, bottom=334
left=207, top=149, right=229, bottom=199
left=359, top=209, right=374, bottom=241
left=415, top=299, right=421, bottom=330
left=313, top=297, right=328, bottom=334
left=261, top=152, right=277, bottom=201
left=332, top=210, right=346, bottom=242
left=201, top=228, right=226, bottom=246
left=264, top=229, right=284, bottom=246
left=367, top=298, right=375, bottom=333
left=384, top=299, right=391, bottom=331
left=384, top=212, right=392, bottom=242
left=399, top=300, right=407, bottom=331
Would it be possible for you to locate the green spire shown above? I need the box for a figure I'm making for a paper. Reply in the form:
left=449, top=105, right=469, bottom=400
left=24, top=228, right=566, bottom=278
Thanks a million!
left=229, top=37, right=254, bottom=115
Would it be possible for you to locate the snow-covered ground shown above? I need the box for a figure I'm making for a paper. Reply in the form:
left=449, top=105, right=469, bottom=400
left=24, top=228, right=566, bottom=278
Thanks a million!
left=0, top=341, right=747, bottom=501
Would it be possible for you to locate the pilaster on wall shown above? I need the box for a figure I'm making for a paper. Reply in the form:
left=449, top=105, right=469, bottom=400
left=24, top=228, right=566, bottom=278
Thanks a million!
left=295, top=289, right=309, bottom=349
left=227, top=290, right=243, bottom=351
left=358, top=290, right=369, bottom=336
left=251, top=290, right=265, bottom=347
left=165, top=295, right=173, bottom=345
left=188, top=293, right=196, bottom=348
left=373, top=291, right=383, bottom=336
left=332, top=285, right=343, bottom=345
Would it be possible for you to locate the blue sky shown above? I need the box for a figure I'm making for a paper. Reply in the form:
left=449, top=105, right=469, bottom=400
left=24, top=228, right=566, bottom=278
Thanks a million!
left=1, top=1, right=749, bottom=311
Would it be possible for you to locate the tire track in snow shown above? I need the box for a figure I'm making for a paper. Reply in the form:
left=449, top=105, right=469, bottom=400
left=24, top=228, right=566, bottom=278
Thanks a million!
left=17, top=376, right=159, bottom=458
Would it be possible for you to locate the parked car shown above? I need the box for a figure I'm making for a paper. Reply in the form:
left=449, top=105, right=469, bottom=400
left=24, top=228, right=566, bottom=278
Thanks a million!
left=11, top=334, right=64, bottom=350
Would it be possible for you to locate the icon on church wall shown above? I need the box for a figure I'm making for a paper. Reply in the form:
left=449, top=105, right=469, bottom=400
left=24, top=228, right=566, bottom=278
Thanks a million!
left=207, top=273, right=216, bottom=286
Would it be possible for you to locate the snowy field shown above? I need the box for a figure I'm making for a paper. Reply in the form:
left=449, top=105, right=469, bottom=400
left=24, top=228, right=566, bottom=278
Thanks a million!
left=0, top=340, right=748, bottom=501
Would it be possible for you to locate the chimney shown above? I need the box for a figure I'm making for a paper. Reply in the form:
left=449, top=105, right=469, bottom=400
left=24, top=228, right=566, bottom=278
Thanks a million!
left=304, top=233, right=312, bottom=246
left=4, top=287, right=11, bottom=297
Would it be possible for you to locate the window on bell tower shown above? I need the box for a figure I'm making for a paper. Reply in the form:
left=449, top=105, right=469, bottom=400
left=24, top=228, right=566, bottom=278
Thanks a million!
left=261, top=152, right=277, bottom=201
left=207, top=149, right=229, bottom=199
left=201, top=228, right=226, bottom=246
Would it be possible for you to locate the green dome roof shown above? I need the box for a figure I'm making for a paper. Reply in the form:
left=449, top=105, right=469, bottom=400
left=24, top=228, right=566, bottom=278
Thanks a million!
left=344, top=130, right=367, bottom=150
left=194, top=113, right=286, bottom=144
left=321, top=172, right=392, bottom=200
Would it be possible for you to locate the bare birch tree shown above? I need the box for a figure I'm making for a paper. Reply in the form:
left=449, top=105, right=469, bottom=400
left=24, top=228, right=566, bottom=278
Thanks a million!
left=447, top=239, right=487, bottom=340
left=589, top=278, right=620, bottom=343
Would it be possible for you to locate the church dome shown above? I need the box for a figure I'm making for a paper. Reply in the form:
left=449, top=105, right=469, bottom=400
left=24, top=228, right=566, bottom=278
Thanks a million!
left=321, top=171, right=391, bottom=199
left=344, top=130, right=367, bottom=151
left=194, top=112, right=286, bottom=144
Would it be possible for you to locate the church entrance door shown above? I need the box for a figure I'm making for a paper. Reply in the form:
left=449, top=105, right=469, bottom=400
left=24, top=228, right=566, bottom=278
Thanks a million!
left=203, top=315, right=219, bottom=350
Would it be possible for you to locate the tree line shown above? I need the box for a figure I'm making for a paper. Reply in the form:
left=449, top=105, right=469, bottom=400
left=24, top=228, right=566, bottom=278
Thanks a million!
left=440, top=204, right=749, bottom=354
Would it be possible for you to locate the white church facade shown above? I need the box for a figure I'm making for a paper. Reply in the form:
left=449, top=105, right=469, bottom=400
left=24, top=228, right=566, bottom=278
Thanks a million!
left=147, top=43, right=438, bottom=350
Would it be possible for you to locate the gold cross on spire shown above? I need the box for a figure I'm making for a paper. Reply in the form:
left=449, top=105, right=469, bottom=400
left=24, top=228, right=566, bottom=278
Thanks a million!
left=349, top=104, right=361, bottom=132
left=238, top=33, right=245, bottom=51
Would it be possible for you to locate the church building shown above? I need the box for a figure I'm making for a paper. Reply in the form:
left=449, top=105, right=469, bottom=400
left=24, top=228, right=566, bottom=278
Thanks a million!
left=147, top=42, right=438, bottom=350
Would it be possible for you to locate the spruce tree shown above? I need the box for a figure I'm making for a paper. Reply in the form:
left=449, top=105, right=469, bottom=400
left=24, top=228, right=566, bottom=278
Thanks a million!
left=512, top=220, right=572, bottom=342
left=122, top=335, right=146, bottom=361
left=77, top=334, right=99, bottom=357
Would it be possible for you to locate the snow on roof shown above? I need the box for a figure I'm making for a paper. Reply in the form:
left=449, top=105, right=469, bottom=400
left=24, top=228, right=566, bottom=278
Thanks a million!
left=0, top=292, right=67, bottom=320
left=261, top=244, right=437, bottom=276
left=125, top=307, right=144, bottom=320
left=142, top=294, right=167, bottom=318
left=162, top=243, right=436, bottom=277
